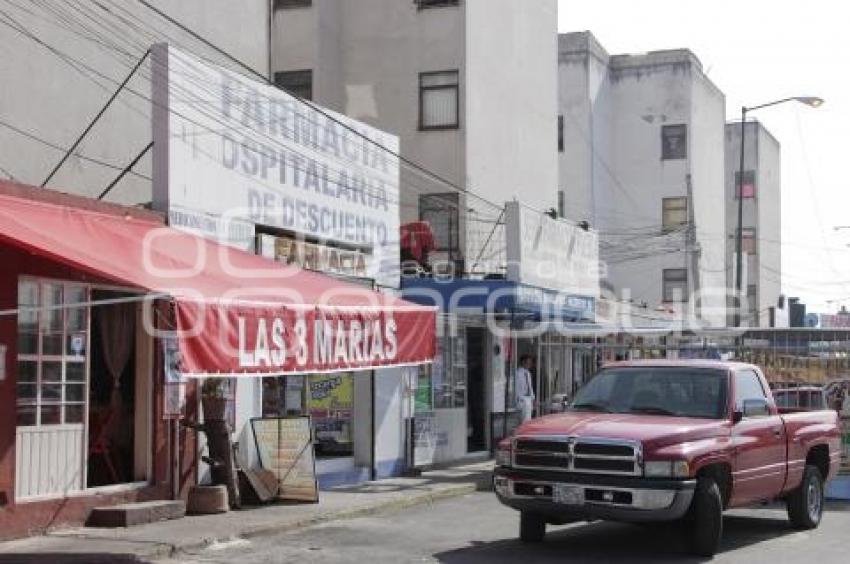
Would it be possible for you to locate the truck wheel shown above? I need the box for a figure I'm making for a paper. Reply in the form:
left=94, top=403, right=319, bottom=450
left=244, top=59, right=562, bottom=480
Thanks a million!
left=519, top=511, right=546, bottom=543
left=689, top=478, right=723, bottom=557
left=787, top=465, right=824, bottom=530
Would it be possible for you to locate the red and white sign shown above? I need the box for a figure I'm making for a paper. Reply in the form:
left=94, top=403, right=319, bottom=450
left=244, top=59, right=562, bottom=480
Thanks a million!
left=0, top=188, right=437, bottom=379
left=175, top=301, right=435, bottom=376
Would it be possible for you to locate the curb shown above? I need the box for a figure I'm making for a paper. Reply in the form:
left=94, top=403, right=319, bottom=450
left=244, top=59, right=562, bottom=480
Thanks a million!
left=162, top=482, right=478, bottom=559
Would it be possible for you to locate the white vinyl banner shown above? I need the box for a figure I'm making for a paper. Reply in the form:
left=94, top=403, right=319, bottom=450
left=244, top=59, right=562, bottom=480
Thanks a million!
left=505, top=201, right=599, bottom=298
left=151, top=44, right=401, bottom=287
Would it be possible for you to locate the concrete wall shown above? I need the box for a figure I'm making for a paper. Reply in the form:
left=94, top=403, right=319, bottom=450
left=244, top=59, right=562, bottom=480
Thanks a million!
left=273, top=0, right=466, bottom=229
left=558, top=33, right=727, bottom=325
left=0, top=1, right=270, bottom=203
left=557, top=32, right=611, bottom=225
left=688, top=71, right=727, bottom=326
left=274, top=1, right=558, bottom=271
left=464, top=0, right=559, bottom=264
left=725, top=122, right=781, bottom=326
left=604, top=51, right=695, bottom=316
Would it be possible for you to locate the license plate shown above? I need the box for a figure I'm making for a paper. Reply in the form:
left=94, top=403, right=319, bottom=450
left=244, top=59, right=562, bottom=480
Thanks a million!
left=553, top=484, right=583, bottom=505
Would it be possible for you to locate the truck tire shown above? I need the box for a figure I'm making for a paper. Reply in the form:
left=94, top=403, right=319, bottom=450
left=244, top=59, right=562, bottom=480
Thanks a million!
left=519, top=511, right=546, bottom=543
left=689, top=478, right=723, bottom=557
left=787, top=465, right=824, bottom=530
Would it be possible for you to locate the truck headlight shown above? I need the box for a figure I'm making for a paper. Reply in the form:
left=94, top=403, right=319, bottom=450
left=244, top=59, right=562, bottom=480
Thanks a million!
left=644, top=460, right=690, bottom=478
left=495, top=441, right=512, bottom=467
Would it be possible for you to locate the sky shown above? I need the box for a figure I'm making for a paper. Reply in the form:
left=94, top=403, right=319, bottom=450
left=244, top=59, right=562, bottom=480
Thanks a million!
left=558, top=0, right=850, bottom=312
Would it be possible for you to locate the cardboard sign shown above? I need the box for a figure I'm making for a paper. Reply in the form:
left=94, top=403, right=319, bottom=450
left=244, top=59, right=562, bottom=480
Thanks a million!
left=251, top=417, right=318, bottom=502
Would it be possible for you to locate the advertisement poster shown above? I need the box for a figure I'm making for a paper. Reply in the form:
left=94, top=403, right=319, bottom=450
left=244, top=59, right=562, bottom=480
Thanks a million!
left=163, top=336, right=186, bottom=418
left=251, top=417, right=318, bottom=502
left=309, top=374, right=353, bottom=452
left=413, top=411, right=437, bottom=467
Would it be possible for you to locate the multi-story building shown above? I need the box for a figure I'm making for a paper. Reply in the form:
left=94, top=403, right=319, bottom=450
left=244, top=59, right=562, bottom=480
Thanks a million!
left=725, top=121, right=782, bottom=327
left=271, top=0, right=559, bottom=275
left=558, top=31, right=727, bottom=326
left=273, top=0, right=569, bottom=464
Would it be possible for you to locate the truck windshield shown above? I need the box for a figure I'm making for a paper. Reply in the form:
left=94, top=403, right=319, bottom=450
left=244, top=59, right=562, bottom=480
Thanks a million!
left=571, top=367, right=728, bottom=419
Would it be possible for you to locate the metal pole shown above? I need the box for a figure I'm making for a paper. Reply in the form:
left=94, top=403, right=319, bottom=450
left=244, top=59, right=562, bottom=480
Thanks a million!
left=735, top=107, right=747, bottom=327
left=97, top=141, right=153, bottom=200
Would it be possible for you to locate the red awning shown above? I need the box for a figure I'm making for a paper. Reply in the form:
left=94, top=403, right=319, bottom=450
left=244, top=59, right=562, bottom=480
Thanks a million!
left=0, top=188, right=436, bottom=377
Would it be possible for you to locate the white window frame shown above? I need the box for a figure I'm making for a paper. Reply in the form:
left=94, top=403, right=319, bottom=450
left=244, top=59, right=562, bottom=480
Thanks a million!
left=16, top=278, right=90, bottom=428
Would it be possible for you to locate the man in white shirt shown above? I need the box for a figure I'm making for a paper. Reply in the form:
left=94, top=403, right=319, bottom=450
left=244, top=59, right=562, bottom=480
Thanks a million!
left=515, top=355, right=536, bottom=422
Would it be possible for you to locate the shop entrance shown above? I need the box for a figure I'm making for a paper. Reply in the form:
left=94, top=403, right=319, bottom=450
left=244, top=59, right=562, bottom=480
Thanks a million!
left=261, top=372, right=373, bottom=487
left=466, top=327, right=487, bottom=452
left=86, top=290, right=140, bottom=488
left=14, top=281, right=152, bottom=499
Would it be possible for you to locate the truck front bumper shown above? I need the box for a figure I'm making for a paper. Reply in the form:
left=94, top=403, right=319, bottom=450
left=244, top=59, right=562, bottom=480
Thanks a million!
left=493, top=467, right=696, bottom=524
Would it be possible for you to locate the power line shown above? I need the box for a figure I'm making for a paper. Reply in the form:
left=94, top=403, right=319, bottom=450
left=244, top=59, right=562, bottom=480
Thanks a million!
left=130, top=0, right=548, bottom=222
left=98, top=140, right=153, bottom=200
left=0, top=3, right=485, bottom=219
left=0, top=163, right=16, bottom=181
left=0, top=116, right=151, bottom=181
left=41, top=48, right=150, bottom=187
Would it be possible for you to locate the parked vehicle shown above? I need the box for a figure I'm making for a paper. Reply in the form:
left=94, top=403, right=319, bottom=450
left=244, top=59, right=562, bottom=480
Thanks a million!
left=494, top=360, right=842, bottom=557
left=774, top=386, right=827, bottom=411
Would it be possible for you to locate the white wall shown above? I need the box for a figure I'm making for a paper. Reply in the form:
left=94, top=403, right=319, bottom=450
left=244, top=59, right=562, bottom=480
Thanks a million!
left=273, top=0, right=466, bottom=228
left=689, top=71, right=727, bottom=327
left=558, top=35, right=728, bottom=325
left=464, top=0, right=559, bottom=265
left=558, top=33, right=610, bottom=225
left=603, top=53, right=694, bottom=315
left=757, top=127, right=782, bottom=326
left=724, top=122, right=781, bottom=327
left=0, top=1, right=270, bottom=203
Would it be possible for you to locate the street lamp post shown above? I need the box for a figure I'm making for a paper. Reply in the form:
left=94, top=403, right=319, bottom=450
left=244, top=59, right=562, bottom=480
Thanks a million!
left=734, top=96, right=823, bottom=327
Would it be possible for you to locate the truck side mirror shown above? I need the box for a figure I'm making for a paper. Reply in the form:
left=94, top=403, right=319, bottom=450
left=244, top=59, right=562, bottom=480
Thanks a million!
left=732, top=410, right=743, bottom=424
left=742, top=398, right=770, bottom=418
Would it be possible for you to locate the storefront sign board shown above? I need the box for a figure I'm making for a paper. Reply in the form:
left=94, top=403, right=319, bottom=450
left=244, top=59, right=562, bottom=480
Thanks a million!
left=505, top=201, right=599, bottom=298
left=152, top=44, right=401, bottom=288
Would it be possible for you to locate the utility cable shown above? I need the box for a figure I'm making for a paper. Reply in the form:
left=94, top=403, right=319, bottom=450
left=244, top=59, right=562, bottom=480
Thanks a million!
left=41, top=48, right=150, bottom=187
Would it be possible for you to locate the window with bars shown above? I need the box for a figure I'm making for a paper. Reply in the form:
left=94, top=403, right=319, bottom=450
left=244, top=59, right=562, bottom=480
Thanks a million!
left=747, top=284, right=758, bottom=315
left=558, top=115, right=565, bottom=152
left=735, top=170, right=756, bottom=199
left=274, top=69, right=313, bottom=101
left=740, top=228, right=757, bottom=255
left=16, top=280, right=88, bottom=427
left=662, top=268, right=688, bottom=303
left=274, top=0, right=312, bottom=9
left=662, top=197, right=688, bottom=231
left=416, top=0, right=460, bottom=9
left=661, top=124, right=687, bottom=160
left=419, top=70, right=459, bottom=130
left=419, top=193, right=460, bottom=255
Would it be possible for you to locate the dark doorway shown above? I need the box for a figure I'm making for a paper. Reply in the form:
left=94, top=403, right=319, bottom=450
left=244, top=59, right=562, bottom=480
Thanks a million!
left=466, top=327, right=487, bottom=452
left=87, top=290, right=137, bottom=487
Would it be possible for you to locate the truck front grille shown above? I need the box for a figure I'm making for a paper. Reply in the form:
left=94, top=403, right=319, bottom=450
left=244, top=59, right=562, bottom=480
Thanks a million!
left=512, top=436, right=641, bottom=476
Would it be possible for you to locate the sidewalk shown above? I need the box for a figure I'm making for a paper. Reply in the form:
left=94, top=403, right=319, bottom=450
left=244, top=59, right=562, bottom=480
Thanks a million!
left=0, top=462, right=493, bottom=562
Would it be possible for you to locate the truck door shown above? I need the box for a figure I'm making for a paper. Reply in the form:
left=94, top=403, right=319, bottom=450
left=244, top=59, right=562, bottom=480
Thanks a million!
left=730, top=369, right=787, bottom=506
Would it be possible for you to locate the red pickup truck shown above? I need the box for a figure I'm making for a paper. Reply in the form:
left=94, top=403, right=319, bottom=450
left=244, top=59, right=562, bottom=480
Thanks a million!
left=494, top=361, right=842, bottom=557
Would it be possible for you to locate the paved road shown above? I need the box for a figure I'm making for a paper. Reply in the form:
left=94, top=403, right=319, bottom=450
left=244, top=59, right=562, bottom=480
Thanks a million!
left=160, top=492, right=850, bottom=564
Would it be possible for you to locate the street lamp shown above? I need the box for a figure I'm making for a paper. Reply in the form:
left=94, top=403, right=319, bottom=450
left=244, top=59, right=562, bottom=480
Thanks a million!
left=734, top=96, right=823, bottom=327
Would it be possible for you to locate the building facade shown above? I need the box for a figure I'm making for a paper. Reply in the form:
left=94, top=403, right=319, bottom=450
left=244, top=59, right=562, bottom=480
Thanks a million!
left=725, top=121, right=782, bottom=327
left=271, top=0, right=559, bottom=275
left=0, top=1, right=441, bottom=538
left=558, top=32, right=727, bottom=326
left=0, top=0, right=271, bottom=204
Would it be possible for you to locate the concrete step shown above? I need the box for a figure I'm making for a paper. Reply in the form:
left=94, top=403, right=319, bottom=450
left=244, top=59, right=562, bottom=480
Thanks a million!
left=88, top=500, right=186, bottom=528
